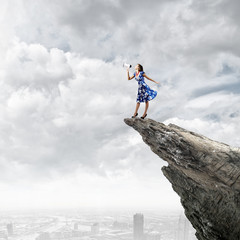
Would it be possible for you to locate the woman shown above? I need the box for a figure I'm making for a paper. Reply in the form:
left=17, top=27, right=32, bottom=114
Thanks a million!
left=127, top=64, right=159, bottom=119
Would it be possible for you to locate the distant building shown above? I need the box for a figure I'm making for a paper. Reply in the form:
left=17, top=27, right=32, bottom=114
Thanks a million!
left=133, top=213, right=144, bottom=240
left=6, top=223, right=13, bottom=236
left=112, top=221, right=129, bottom=230
left=74, top=222, right=78, bottom=230
left=91, top=223, right=100, bottom=235
left=176, top=214, right=190, bottom=240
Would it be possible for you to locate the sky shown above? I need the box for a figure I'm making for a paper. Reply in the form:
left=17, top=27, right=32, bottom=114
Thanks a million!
left=1, top=0, right=240, bottom=212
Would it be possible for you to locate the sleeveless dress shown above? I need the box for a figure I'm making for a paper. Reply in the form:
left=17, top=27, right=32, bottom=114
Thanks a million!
left=134, top=71, right=157, bottom=103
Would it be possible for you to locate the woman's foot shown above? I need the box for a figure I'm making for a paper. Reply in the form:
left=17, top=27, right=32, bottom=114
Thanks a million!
left=141, top=113, right=147, bottom=119
left=132, top=113, right=138, bottom=118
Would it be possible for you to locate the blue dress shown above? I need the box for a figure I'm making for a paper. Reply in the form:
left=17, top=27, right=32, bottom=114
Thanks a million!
left=134, top=71, right=157, bottom=103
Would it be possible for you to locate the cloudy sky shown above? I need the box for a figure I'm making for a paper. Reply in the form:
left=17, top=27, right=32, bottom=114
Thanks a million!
left=1, top=0, right=240, bottom=212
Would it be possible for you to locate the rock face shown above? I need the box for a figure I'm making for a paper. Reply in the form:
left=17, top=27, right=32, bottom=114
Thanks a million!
left=124, top=118, right=240, bottom=240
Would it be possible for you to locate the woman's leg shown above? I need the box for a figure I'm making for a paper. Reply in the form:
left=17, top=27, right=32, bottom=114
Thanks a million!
left=134, top=102, right=140, bottom=116
left=142, top=101, right=149, bottom=117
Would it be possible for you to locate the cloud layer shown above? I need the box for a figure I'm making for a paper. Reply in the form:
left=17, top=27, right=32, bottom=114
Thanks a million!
left=1, top=0, right=240, bottom=210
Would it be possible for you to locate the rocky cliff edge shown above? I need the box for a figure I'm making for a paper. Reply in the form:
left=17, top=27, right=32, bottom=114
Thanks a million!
left=124, top=118, right=240, bottom=240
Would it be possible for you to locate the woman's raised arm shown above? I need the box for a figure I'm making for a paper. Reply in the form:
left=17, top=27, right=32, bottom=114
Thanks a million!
left=127, top=69, right=135, bottom=80
left=143, top=73, right=160, bottom=84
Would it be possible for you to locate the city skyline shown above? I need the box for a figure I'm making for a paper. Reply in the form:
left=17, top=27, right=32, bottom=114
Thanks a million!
left=0, top=209, right=197, bottom=240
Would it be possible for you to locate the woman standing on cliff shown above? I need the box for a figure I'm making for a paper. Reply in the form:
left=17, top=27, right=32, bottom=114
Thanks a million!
left=127, top=64, right=159, bottom=119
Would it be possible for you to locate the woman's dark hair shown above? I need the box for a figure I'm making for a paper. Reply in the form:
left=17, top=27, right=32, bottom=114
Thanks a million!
left=137, top=64, right=143, bottom=71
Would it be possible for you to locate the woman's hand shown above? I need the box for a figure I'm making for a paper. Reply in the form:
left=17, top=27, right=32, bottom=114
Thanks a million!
left=155, top=81, right=160, bottom=84
left=127, top=70, right=135, bottom=80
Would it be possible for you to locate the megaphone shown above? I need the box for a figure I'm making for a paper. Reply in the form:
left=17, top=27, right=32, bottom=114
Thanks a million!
left=123, top=63, right=132, bottom=69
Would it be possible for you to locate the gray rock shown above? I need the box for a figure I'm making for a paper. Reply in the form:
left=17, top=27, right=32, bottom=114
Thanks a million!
left=124, top=118, right=240, bottom=240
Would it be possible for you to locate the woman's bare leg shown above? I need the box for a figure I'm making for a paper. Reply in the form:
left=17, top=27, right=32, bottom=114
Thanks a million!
left=142, top=101, right=149, bottom=117
left=134, top=102, right=140, bottom=116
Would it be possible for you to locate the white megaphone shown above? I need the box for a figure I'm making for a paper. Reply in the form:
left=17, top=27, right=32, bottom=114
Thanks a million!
left=123, top=63, right=132, bottom=69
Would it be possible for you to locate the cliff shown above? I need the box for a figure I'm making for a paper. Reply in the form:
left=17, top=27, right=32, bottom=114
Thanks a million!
left=124, top=118, right=240, bottom=240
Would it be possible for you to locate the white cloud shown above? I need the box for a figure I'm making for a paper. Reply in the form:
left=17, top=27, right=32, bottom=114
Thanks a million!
left=164, top=116, right=240, bottom=147
left=0, top=39, right=177, bottom=210
left=1, top=0, right=240, bottom=211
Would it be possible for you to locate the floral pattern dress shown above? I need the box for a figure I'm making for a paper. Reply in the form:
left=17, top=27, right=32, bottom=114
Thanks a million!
left=134, top=71, right=157, bottom=103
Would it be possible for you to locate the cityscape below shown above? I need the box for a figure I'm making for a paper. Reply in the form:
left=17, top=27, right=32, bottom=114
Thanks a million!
left=0, top=209, right=197, bottom=240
